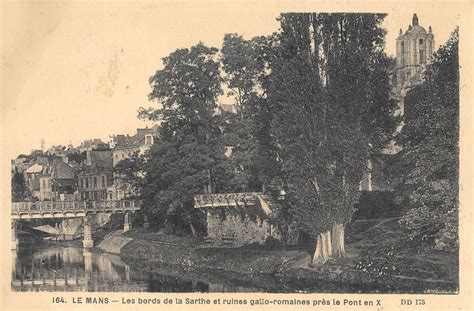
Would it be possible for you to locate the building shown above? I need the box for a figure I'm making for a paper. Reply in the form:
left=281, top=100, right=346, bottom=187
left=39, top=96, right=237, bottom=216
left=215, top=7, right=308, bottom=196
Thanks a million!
left=24, top=163, right=43, bottom=199
left=77, top=150, right=114, bottom=200
left=23, top=157, right=75, bottom=201
left=109, top=126, right=158, bottom=199
left=360, top=13, right=435, bottom=192
left=45, top=159, right=75, bottom=201
left=46, top=145, right=67, bottom=156
left=111, top=126, right=158, bottom=167
left=78, top=139, right=109, bottom=153
left=394, top=13, right=435, bottom=109
left=11, top=156, right=30, bottom=174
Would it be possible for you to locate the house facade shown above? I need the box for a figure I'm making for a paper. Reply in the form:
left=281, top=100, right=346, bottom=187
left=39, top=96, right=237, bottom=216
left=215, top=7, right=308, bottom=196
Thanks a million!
left=111, top=126, right=158, bottom=167
left=77, top=150, right=114, bottom=200
left=23, top=157, right=75, bottom=201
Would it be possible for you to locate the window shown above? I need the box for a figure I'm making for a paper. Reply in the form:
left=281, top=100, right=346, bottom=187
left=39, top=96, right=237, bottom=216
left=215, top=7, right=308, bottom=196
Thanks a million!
left=401, top=41, right=405, bottom=65
left=85, top=178, right=89, bottom=188
left=145, top=135, right=153, bottom=145
left=419, top=39, right=424, bottom=45
left=93, top=177, right=97, bottom=188
left=420, top=50, right=425, bottom=64
left=101, top=176, right=106, bottom=188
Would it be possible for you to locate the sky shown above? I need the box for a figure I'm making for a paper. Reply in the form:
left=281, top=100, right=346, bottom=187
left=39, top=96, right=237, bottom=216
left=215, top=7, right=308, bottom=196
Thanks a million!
left=1, top=1, right=463, bottom=160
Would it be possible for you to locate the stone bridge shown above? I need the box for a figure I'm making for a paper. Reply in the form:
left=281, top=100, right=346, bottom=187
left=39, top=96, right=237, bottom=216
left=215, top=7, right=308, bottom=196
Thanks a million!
left=11, top=200, right=141, bottom=250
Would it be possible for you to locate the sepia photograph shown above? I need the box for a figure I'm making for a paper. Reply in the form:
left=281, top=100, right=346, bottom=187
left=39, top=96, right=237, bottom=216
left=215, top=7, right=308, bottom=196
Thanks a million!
left=1, top=1, right=469, bottom=304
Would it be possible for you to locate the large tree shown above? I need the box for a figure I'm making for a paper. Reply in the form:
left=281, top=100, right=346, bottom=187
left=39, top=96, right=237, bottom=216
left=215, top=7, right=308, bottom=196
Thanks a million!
left=113, top=153, right=146, bottom=199
left=12, top=172, right=28, bottom=202
left=267, top=13, right=398, bottom=264
left=139, top=43, right=232, bottom=236
left=220, top=33, right=280, bottom=192
left=396, top=29, right=459, bottom=250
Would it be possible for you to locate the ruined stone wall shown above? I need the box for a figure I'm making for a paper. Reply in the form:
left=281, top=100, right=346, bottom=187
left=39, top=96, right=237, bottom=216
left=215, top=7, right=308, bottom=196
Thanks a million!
left=206, top=210, right=278, bottom=244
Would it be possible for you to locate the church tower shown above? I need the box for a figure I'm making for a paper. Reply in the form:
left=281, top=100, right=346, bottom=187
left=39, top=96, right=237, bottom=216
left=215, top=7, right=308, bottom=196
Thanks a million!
left=360, top=14, right=436, bottom=192
left=395, top=14, right=435, bottom=97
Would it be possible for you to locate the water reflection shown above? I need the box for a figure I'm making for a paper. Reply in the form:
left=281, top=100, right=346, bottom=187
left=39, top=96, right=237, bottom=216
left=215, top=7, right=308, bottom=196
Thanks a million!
left=12, top=244, right=263, bottom=292
left=12, top=244, right=147, bottom=292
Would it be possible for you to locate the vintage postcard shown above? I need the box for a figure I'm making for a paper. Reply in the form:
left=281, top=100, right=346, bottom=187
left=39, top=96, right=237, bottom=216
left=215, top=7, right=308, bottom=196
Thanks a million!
left=1, top=0, right=472, bottom=310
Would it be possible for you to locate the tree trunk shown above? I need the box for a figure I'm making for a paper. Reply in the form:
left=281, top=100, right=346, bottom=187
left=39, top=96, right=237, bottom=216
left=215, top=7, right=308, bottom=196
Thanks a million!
left=311, top=13, right=320, bottom=83
left=311, top=230, right=332, bottom=265
left=189, top=222, right=197, bottom=238
left=325, top=229, right=333, bottom=257
left=331, top=223, right=345, bottom=257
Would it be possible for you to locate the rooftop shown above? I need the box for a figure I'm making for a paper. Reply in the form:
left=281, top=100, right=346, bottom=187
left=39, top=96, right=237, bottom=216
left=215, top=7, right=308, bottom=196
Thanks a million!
left=113, top=125, right=159, bottom=150
left=400, top=13, right=432, bottom=36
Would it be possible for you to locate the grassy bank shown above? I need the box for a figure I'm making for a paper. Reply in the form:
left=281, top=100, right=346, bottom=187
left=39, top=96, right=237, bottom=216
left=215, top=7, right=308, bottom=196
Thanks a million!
left=117, top=219, right=458, bottom=293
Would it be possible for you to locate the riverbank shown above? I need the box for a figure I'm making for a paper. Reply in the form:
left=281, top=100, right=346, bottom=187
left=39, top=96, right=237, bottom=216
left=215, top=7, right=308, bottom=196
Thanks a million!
left=111, top=218, right=458, bottom=293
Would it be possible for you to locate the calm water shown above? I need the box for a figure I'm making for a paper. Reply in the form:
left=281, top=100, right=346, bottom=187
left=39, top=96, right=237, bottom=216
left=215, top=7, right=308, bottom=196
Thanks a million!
left=11, top=243, right=271, bottom=292
left=13, top=242, right=390, bottom=293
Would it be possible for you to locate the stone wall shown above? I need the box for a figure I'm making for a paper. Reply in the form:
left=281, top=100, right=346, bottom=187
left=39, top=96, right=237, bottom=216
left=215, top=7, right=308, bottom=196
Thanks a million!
left=97, top=230, right=133, bottom=254
left=206, top=209, right=281, bottom=244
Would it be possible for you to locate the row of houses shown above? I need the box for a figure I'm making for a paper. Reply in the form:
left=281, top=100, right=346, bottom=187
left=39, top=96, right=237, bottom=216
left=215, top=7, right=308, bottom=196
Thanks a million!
left=12, top=126, right=158, bottom=202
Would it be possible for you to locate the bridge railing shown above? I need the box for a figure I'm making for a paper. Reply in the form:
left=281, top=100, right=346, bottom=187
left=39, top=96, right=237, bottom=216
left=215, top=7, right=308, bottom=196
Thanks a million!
left=12, top=200, right=139, bottom=214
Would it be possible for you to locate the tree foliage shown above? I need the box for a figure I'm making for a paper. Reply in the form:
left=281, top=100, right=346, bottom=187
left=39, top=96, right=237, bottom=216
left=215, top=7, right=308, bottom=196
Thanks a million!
left=220, top=34, right=280, bottom=192
left=396, top=29, right=459, bottom=250
left=140, top=43, right=231, bottom=235
left=113, top=153, right=146, bottom=199
left=12, top=172, right=29, bottom=202
left=266, top=13, right=397, bottom=262
left=134, top=14, right=403, bottom=254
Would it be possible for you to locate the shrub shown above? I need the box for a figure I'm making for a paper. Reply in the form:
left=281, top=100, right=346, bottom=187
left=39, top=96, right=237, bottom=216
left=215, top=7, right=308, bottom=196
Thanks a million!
left=354, top=191, right=402, bottom=220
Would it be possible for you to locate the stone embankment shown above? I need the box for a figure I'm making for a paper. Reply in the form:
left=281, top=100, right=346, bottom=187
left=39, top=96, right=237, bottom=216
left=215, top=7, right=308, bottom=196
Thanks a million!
left=97, top=230, right=133, bottom=254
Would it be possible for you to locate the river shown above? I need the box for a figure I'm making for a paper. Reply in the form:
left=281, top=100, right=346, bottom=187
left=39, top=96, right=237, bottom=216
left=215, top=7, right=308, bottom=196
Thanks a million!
left=11, top=242, right=276, bottom=292
left=12, top=241, right=404, bottom=293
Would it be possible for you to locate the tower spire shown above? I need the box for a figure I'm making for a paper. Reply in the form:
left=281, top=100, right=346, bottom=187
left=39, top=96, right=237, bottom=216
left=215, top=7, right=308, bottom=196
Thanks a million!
left=412, top=13, right=419, bottom=26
